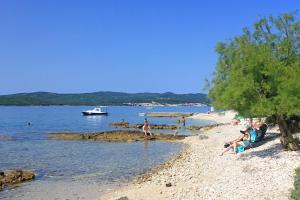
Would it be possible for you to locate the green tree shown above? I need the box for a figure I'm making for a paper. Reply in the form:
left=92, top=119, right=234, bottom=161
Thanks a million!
left=209, top=13, right=300, bottom=150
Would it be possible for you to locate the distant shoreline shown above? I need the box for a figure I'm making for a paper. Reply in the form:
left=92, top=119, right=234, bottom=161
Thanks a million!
left=0, top=91, right=209, bottom=106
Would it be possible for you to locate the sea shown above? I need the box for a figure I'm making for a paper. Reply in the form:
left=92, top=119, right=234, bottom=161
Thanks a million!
left=0, top=106, right=211, bottom=200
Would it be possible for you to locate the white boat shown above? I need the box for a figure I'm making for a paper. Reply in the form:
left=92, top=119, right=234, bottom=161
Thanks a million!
left=82, top=107, right=108, bottom=115
left=138, top=112, right=146, bottom=116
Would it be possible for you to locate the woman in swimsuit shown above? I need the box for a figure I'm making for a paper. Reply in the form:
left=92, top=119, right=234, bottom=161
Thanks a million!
left=143, top=118, right=152, bottom=136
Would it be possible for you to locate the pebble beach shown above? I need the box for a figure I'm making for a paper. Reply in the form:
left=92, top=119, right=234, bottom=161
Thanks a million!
left=101, top=111, right=300, bottom=200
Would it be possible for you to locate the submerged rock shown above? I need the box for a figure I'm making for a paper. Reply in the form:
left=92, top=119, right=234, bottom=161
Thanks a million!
left=0, top=169, right=35, bottom=191
left=0, top=135, right=15, bottom=141
left=48, top=130, right=186, bottom=142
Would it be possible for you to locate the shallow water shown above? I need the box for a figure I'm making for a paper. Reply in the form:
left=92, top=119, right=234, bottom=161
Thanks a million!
left=0, top=106, right=209, bottom=199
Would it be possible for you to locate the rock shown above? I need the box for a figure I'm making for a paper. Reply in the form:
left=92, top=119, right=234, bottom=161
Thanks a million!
left=0, top=135, right=14, bottom=141
left=146, top=112, right=193, bottom=117
left=187, top=123, right=226, bottom=131
left=49, top=130, right=186, bottom=142
left=130, top=124, right=178, bottom=130
left=198, top=135, right=209, bottom=140
left=111, top=121, right=178, bottom=130
left=0, top=169, right=35, bottom=191
left=166, top=183, right=172, bottom=187
left=110, top=121, right=130, bottom=128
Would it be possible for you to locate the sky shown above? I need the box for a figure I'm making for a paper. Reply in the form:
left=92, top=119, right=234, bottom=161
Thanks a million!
left=0, top=0, right=299, bottom=95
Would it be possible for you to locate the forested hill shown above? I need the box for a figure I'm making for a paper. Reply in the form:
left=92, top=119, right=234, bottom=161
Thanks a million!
left=0, top=92, right=208, bottom=106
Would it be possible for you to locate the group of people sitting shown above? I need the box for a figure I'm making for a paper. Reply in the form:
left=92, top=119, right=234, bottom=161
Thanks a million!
left=220, top=118, right=267, bottom=156
left=142, top=116, right=268, bottom=153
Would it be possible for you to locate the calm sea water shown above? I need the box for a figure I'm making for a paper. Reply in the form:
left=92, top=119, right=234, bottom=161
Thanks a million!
left=0, top=106, right=210, bottom=200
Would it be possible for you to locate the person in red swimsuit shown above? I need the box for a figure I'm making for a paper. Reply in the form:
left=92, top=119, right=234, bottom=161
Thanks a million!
left=142, top=118, right=152, bottom=136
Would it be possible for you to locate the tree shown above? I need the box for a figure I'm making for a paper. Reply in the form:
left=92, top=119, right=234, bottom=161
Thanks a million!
left=209, top=13, right=300, bottom=150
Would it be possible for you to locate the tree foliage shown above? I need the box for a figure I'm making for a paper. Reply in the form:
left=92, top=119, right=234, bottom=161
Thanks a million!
left=209, top=13, right=300, bottom=150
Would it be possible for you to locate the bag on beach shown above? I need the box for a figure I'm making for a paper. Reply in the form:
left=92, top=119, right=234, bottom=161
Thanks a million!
left=256, top=123, right=268, bottom=142
left=249, top=124, right=268, bottom=143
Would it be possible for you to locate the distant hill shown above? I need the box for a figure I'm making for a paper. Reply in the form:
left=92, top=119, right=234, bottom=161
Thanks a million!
left=0, top=92, right=208, bottom=106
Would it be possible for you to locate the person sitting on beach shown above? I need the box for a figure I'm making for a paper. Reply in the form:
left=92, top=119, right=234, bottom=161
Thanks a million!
left=238, top=118, right=253, bottom=133
left=222, top=118, right=267, bottom=155
left=220, top=131, right=250, bottom=155
left=142, top=118, right=152, bottom=136
left=223, top=118, right=264, bottom=150
left=253, top=118, right=263, bottom=130
left=225, top=119, right=252, bottom=146
left=244, top=119, right=265, bottom=142
left=239, top=118, right=262, bottom=133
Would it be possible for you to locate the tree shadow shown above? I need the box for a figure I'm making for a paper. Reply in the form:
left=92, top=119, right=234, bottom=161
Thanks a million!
left=238, top=133, right=284, bottom=160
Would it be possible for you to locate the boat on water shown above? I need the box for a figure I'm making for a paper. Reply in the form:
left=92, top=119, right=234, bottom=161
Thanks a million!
left=82, top=107, right=108, bottom=116
left=138, top=112, right=146, bottom=116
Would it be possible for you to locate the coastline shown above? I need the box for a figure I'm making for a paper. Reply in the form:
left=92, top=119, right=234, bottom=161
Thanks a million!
left=188, top=110, right=237, bottom=124
left=101, top=112, right=300, bottom=200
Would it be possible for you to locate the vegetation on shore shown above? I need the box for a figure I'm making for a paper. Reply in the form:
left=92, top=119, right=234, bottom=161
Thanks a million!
left=0, top=91, right=208, bottom=106
left=292, top=167, right=300, bottom=200
left=208, top=12, right=300, bottom=150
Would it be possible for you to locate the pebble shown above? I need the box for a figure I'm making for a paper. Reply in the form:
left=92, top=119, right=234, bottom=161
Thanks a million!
left=165, top=183, right=172, bottom=187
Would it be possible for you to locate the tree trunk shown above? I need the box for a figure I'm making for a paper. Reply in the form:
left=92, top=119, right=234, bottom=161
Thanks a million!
left=277, top=115, right=300, bottom=151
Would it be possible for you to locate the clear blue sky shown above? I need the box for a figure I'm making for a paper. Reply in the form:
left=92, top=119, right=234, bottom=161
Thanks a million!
left=0, top=0, right=299, bottom=95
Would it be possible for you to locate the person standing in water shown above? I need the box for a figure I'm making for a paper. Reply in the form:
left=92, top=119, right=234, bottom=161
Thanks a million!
left=182, top=115, right=186, bottom=127
left=143, top=118, right=152, bottom=136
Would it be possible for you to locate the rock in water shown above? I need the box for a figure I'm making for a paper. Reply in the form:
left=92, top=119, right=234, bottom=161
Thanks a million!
left=0, top=135, right=14, bottom=141
left=110, top=121, right=130, bottom=128
left=48, top=130, right=186, bottom=142
left=0, top=169, right=35, bottom=191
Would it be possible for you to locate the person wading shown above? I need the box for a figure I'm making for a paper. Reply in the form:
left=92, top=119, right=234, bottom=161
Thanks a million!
left=142, top=118, right=152, bottom=136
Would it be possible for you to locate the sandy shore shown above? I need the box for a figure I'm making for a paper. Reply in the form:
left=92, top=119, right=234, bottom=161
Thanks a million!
left=188, top=110, right=237, bottom=124
left=101, top=112, right=300, bottom=200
